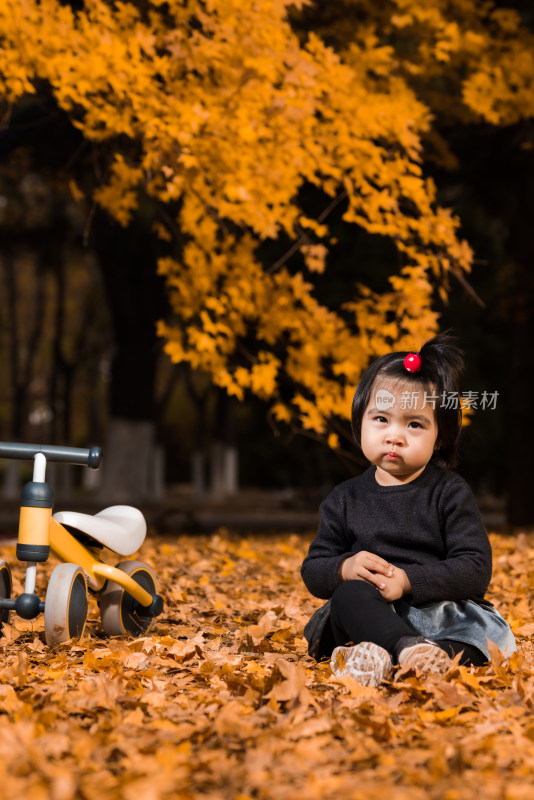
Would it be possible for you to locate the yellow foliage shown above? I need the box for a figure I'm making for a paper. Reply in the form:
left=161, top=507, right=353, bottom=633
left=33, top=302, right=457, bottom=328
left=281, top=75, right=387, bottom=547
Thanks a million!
left=0, top=0, right=532, bottom=442
left=301, top=244, right=328, bottom=274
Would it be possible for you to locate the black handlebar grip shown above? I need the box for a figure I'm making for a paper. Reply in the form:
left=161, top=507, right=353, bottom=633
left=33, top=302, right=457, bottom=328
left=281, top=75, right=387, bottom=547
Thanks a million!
left=87, top=447, right=103, bottom=469
left=0, top=442, right=103, bottom=468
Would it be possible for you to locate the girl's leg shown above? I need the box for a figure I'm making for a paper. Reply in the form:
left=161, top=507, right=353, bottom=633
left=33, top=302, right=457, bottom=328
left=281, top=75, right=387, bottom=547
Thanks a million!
left=328, top=581, right=414, bottom=687
left=324, top=582, right=487, bottom=679
left=436, top=639, right=487, bottom=667
left=329, top=580, right=414, bottom=654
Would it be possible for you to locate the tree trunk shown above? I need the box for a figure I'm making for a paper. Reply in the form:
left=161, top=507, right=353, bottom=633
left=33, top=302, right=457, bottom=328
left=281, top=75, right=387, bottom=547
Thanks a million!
left=503, top=144, right=534, bottom=525
left=210, top=441, right=238, bottom=498
left=90, top=210, right=168, bottom=503
left=446, top=123, right=534, bottom=526
left=505, top=256, right=534, bottom=525
left=94, top=418, right=159, bottom=504
left=209, top=390, right=238, bottom=499
left=1, top=252, right=46, bottom=498
left=506, top=282, right=534, bottom=525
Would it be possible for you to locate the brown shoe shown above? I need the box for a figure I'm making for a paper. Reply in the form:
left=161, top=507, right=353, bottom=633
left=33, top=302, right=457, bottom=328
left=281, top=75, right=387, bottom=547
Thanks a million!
left=330, top=641, right=393, bottom=687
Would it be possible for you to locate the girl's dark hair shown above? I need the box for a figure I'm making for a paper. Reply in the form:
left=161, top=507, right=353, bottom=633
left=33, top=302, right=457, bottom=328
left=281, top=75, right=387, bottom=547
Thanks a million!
left=351, top=331, right=465, bottom=468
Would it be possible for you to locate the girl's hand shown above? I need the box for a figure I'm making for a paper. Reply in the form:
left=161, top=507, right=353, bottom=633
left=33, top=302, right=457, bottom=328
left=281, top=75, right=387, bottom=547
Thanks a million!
left=378, top=567, right=412, bottom=602
left=340, top=551, right=393, bottom=589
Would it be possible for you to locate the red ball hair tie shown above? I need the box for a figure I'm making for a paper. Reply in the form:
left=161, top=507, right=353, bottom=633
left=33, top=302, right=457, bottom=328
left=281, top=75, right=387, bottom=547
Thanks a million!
left=404, top=352, right=422, bottom=373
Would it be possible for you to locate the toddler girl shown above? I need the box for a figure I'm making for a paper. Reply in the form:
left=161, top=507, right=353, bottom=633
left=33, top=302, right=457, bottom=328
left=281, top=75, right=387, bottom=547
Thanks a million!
left=301, top=332, right=515, bottom=686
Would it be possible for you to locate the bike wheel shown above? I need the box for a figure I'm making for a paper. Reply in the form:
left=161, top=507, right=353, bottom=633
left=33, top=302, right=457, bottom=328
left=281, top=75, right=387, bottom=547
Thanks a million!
left=44, top=563, right=88, bottom=647
left=100, top=560, right=158, bottom=637
left=0, top=560, right=12, bottom=633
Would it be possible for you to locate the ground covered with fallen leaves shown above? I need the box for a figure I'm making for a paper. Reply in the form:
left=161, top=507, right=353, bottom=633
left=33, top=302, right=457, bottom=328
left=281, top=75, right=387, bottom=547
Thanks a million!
left=1, top=528, right=534, bottom=799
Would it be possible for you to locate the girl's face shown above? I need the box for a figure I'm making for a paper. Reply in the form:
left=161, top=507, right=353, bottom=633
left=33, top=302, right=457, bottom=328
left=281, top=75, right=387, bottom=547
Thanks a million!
left=360, top=378, right=439, bottom=486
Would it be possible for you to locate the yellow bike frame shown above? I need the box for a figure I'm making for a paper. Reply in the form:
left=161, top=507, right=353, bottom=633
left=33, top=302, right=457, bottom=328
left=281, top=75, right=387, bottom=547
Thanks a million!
left=49, top=518, right=153, bottom=607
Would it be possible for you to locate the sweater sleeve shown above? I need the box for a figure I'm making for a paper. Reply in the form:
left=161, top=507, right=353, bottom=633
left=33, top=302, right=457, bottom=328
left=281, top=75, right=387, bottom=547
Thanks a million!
left=403, top=476, right=492, bottom=605
left=300, top=488, right=355, bottom=599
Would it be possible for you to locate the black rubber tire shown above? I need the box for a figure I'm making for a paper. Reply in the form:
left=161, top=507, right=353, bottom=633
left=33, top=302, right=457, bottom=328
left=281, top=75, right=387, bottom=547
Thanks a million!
left=100, top=560, right=158, bottom=637
left=44, top=563, right=88, bottom=647
left=0, top=560, right=12, bottom=633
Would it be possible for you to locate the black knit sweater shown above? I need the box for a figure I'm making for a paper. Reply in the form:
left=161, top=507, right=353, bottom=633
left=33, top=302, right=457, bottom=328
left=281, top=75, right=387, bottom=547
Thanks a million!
left=301, top=464, right=492, bottom=605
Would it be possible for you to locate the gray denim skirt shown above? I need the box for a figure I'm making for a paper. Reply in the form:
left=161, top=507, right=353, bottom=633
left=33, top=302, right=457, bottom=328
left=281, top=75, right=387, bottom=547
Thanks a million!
left=304, top=596, right=516, bottom=662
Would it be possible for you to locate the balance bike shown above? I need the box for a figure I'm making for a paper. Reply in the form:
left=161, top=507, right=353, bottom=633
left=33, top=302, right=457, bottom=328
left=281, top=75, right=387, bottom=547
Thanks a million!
left=0, top=442, right=163, bottom=647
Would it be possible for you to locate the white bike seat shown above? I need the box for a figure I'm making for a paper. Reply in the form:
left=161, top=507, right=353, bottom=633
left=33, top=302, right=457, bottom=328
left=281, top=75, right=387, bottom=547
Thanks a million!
left=53, top=505, right=147, bottom=556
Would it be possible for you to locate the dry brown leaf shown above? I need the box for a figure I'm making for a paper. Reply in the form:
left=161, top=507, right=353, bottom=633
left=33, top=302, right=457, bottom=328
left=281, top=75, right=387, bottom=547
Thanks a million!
left=0, top=529, right=532, bottom=800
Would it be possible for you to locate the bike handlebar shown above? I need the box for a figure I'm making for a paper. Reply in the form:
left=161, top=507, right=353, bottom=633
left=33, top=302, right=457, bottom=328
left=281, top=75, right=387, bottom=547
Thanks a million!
left=0, top=442, right=102, bottom=469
